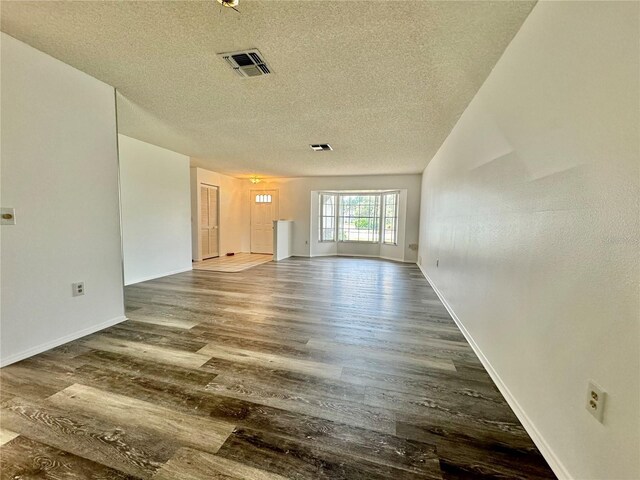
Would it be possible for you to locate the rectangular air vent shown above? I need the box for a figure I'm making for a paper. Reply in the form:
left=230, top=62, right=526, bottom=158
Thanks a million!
left=219, top=49, right=271, bottom=78
left=310, top=144, right=332, bottom=151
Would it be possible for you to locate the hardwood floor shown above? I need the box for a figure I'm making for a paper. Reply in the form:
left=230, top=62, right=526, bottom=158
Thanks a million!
left=0, top=257, right=556, bottom=479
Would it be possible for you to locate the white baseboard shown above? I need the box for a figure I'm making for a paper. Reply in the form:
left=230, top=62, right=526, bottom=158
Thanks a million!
left=125, top=266, right=193, bottom=286
left=0, top=314, right=128, bottom=367
left=379, top=255, right=414, bottom=264
left=416, top=263, right=572, bottom=480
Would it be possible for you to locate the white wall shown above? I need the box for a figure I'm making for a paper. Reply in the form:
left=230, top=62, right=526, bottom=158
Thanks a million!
left=191, top=167, right=249, bottom=260
left=417, top=3, right=639, bottom=479
left=1, top=33, right=125, bottom=366
left=273, top=220, right=293, bottom=261
left=119, top=135, right=191, bottom=285
left=256, top=175, right=421, bottom=262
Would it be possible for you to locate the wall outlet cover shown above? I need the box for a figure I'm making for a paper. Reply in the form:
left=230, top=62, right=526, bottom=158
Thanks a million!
left=72, top=282, right=85, bottom=297
left=586, top=380, right=606, bottom=423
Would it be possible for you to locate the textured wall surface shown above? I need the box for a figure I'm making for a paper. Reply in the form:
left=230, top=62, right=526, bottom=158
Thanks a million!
left=1, top=33, right=125, bottom=365
left=418, top=2, right=639, bottom=479
left=119, top=135, right=192, bottom=285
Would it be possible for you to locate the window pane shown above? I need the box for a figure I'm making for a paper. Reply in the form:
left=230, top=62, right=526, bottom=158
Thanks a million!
left=320, top=191, right=399, bottom=245
left=338, top=194, right=380, bottom=243
left=319, top=194, right=337, bottom=242
left=382, top=192, right=398, bottom=245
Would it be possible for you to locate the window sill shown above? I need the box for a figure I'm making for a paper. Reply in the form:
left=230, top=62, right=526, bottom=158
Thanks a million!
left=337, top=240, right=381, bottom=244
left=319, top=240, right=399, bottom=246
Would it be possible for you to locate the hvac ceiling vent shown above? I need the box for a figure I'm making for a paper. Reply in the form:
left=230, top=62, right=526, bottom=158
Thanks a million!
left=219, top=49, right=271, bottom=78
left=310, top=144, right=333, bottom=151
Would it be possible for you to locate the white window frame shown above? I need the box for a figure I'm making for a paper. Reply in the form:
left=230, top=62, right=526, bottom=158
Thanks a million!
left=337, top=193, right=381, bottom=244
left=382, top=192, right=399, bottom=246
left=319, top=193, right=337, bottom=242
left=319, top=191, right=399, bottom=245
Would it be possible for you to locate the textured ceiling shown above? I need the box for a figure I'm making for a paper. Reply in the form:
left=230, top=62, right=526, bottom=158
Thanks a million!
left=1, top=1, right=535, bottom=177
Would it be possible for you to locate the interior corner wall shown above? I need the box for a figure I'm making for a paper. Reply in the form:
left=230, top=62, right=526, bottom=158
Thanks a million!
left=255, top=175, right=421, bottom=262
left=0, top=33, right=125, bottom=366
left=119, top=135, right=192, bottom=285
left=417, top=2, right=639, bottom=479
left=190, top=167, right=249, bottom=261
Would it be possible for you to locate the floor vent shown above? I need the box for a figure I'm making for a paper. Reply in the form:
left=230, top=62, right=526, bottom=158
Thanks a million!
left=219, top=49, right=271, bottom=78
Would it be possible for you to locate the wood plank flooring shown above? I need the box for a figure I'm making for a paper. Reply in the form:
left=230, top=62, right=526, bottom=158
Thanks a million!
left=0, top=257, right=556, bottom=479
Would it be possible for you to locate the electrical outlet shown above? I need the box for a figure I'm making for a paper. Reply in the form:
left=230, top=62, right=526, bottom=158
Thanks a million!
left=586, top=381, right=606, bottom=423
left=418, top=255, right=422, bottom=265
left=72, top=282, right=85, bottom=297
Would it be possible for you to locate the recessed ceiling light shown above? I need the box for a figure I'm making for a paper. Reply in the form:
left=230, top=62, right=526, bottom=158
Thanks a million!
left=310, top=144, right=332, bottom=151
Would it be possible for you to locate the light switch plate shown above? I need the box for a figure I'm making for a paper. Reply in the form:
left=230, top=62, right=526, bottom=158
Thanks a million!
left=1, top=207, right=16, bottom=225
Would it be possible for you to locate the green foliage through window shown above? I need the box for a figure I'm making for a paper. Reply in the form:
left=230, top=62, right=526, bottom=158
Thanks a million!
left=319, top=192, right=399, bottom=244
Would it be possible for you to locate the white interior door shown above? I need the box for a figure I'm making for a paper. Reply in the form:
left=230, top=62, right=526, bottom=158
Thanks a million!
left=251, top=190, right=278, bottom=254
left=200, top=185, right=219, bottom=259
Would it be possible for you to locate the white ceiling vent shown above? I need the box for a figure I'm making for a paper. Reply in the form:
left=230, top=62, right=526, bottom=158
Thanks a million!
left=219, top=49, right=271, bottom=78
left=310, top=144, right=332, bottom=151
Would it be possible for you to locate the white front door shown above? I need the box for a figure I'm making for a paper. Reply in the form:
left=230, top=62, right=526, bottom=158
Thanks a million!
left=200, top=184, right=219, bottom=259
left=251, top=190, right=278, bottom=254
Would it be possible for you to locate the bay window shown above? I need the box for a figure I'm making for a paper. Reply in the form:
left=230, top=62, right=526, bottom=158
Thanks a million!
left=319, top=191, right=399, bottom=245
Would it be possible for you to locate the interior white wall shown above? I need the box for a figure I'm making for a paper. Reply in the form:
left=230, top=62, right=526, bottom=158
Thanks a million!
left=273, top=220, right=293, bottom=261
left=119, top=135, right=191, bottom=285
left=417, top=3, right=639, bottom=479
left=0, top=33, right=125, bottom=366
left=191, top=167, right=249, bottom=260
left=255, top=175, right=421, bottom=262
